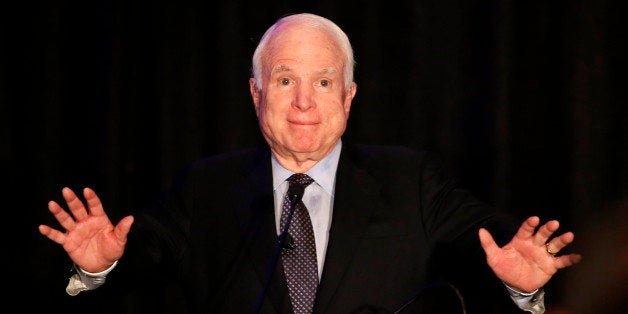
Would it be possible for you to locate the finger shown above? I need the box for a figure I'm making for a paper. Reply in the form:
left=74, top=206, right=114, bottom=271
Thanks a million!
left=478, top=228, right=500, bottom=257
left=545, top=231, right=575, bottom=254
left=513, top=216, right=540, bottom=240
left=38, top=224, right=66, bottom=245
left=83, top=187, right=107, bottom=217
left=554, top=253, right=582, bottom=269
left=534, top=219, right=560, bottom=245
left=114, top=215, right=135, bottom=243
left=62, top=187, right=89, bottom=221
left=48, top=200, right=76, bottom=231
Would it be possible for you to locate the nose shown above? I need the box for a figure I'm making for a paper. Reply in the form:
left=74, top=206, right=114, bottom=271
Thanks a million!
left=293, top=84, right=314, bottom=111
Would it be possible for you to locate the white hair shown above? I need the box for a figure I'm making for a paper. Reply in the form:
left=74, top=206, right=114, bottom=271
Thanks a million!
left=251, top=13, right=355, bottom=91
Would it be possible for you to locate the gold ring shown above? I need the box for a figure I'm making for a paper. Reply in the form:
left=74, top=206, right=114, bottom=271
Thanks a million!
left=545, top=243, right=556, bottom=255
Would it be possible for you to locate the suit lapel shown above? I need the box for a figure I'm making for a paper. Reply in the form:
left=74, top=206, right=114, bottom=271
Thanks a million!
left=235, top=146, right=292, bottom=313
left=313, top=144, right=381, bottom=313
left=234, top=144, right=382, bottom=313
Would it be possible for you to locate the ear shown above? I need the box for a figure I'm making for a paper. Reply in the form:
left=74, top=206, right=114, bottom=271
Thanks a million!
left=343, top=82, right=357, bottom=115
left=249, top=78, right=261, bottom=116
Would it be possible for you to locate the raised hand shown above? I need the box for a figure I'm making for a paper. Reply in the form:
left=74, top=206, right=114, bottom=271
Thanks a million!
left=478, top=216, right=582, bottom=293
left=38, top=187, right=134, bottom=273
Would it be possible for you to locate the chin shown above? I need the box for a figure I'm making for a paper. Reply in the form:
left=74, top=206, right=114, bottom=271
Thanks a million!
left=288, top=141, right=321, bottom=154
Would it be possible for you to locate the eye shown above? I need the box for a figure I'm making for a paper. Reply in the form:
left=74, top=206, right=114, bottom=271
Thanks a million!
left=280, top=78, right=291, bottom=86
left=318, top=80, right=331, bottom=87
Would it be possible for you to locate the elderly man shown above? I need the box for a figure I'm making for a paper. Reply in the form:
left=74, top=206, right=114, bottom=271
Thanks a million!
left=39, top=13, right=580, bottom=314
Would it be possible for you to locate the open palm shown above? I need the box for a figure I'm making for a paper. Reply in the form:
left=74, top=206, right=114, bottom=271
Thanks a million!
left=479, top=216, right=582, bottom=292
left=38, top=187, right=134, bottom=273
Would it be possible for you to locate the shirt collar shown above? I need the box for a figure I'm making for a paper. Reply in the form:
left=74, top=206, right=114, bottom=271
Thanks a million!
left=271, top=139, right=342, bottom=196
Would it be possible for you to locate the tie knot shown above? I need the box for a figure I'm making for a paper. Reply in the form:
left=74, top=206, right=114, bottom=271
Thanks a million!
left=287, top=173, right=314, bottom=188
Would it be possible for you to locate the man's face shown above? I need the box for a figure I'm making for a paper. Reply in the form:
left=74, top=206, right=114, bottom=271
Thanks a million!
left=250, top=24, right=356, bottom=167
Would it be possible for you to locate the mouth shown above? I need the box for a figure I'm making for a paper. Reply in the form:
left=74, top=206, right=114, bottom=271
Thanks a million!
left=289, top=120, right=318, bottom=126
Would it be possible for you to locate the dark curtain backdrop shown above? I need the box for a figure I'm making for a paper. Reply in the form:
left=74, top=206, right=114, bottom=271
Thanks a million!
left=3, top=0, right=626, bottom=313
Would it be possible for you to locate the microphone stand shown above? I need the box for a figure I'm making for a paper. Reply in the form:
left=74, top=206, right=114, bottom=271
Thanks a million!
left=253, top=185, right=304, bottom=314
left=393, top=281, right=467, bottom=314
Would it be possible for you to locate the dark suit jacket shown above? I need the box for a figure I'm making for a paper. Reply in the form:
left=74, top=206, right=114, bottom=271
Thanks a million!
left=113, top=142, right=523, bottom=313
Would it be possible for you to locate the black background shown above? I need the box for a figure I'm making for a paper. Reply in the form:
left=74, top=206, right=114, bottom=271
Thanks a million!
left=2, top=1, right=626, bottom=313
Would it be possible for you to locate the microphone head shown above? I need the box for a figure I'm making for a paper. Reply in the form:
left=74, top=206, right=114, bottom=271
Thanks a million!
left=282, top=234, right=295, bottom=250
left=287, top=183, right=305, bottom=201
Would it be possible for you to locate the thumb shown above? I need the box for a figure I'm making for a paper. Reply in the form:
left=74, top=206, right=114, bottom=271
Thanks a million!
left=478, top=228, right=499, bottom=257
left=114, top=215, right=134, bottom=244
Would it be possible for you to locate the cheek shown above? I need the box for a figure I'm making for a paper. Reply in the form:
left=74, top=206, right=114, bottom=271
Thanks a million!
left=258, top=101, right=287, bottom=131
left=264, top=91, right=292, bottom=112
left=326, top=103, right=349, bottom=120
left=321, top=107, right=349, bottom=133
left=258, top=93, right=283, bottom=116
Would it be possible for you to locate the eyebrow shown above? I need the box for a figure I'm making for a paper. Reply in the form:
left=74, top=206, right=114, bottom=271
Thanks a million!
left=319, top=67, right=337, bottom=75
left=273, top=65, right=291, bottom=74
left=271, top=65, right=337, bottom=76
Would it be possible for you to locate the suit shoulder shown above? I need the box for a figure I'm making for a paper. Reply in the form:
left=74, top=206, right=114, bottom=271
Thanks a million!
left=189, top=146, right=262, bottom=166
left=174, top=145, right=270, bottom=178
left=343, top=142, right=454, bottom=177
left=347, top=143, right=431, bottom=163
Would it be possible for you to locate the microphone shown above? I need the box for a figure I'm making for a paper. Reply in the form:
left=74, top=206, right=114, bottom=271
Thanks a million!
left=392, top=281, right=467, bottom=314
left=282, top=233, right=295, bottom=250
left=286, top=181, right=306, bottom=207
left=253, top=184, right=305, bottom=313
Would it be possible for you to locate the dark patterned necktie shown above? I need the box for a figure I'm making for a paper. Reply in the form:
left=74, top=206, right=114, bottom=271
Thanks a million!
left=280, top=173, right=318, bottom=314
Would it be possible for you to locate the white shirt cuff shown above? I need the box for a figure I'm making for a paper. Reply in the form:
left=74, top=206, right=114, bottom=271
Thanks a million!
left=504, top=283, right=546, bottom=314
left=65, top=261, right=118, bottom=296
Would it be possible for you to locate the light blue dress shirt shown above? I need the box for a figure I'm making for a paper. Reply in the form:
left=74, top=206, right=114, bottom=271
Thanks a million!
left=271, top=140, right=342, bottom=280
